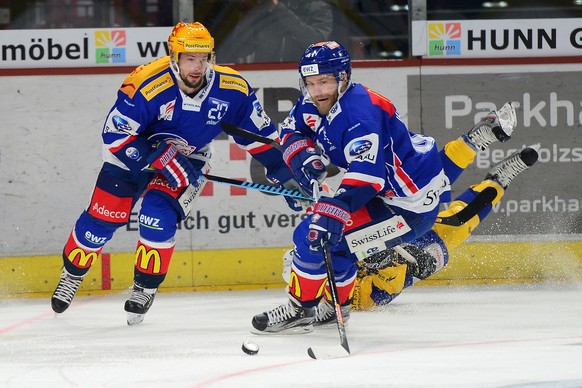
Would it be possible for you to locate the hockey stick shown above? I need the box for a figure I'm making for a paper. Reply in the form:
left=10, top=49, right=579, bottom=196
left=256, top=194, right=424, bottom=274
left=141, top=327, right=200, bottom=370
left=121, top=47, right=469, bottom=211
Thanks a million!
left=202, top=174, right=313, bottom=201
left=222, top=121, right=343, bottom=178
left=307, top=181, right=351, bottom=360
left=221, top=122, right=281, bottom=150
left=435, top=186, right=498, bottom=226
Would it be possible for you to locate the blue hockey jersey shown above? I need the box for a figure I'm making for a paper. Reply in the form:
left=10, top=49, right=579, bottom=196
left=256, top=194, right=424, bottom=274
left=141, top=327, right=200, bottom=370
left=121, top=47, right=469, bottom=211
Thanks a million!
left=101, top=56, right=282, bottom=174
left=280, top=83, right=451, bottom=214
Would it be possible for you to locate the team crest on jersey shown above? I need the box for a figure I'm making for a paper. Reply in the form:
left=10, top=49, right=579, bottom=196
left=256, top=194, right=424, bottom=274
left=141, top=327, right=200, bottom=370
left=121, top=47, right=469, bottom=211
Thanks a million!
left=158, top=99, right=176, bottom=121
left=148, top=133, right=197, bottom=156
left=303, top=114, right=321, bottom=131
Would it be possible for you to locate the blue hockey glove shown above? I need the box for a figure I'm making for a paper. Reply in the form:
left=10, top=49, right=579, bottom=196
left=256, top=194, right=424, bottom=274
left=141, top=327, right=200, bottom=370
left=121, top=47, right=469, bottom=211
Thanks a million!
left=147, top=141, right=199, bottom=188
left=307, top=197, right=351, bottom=249
left=282, top=178, right=312, bottom=212
left=281, top=136, right=327, bottom=197
left=266, top=164, right=311, bottom=212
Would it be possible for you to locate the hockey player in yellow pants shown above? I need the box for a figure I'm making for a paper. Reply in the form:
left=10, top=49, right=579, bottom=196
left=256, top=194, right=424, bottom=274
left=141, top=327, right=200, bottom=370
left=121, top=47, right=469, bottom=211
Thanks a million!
left=352, top=138, right=540, bottom=310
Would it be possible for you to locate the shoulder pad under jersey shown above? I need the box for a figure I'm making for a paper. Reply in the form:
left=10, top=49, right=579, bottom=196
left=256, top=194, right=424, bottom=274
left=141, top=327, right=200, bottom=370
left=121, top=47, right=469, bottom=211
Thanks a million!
left=119, top=56, right=172, bottom=99
left=213, top=65, right=250, bottom=96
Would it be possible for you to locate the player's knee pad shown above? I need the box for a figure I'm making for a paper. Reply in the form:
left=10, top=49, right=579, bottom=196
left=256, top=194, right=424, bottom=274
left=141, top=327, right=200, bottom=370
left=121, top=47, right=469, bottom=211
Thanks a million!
left=133, top=238, right=175, bottom=288
left=138, top=191, right=180, bottom=242
left=291, top=218, right=357, bottom=305
left=73, top=211, right=119, bottom=249
left=63, top=211, right=120, bottom=274
left=292, top=218, right=326, bottom=271
left=292, top=217, right=352, bottom=266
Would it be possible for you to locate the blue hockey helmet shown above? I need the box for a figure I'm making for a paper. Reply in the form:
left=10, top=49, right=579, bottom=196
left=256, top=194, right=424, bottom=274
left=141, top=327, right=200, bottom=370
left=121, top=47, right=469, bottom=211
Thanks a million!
left=298, top=41, right=351, bottom=81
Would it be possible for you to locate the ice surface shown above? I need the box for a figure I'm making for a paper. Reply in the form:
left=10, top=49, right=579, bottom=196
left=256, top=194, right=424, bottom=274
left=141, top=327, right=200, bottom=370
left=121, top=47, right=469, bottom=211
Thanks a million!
left=1, top=284, right=581, bottom=387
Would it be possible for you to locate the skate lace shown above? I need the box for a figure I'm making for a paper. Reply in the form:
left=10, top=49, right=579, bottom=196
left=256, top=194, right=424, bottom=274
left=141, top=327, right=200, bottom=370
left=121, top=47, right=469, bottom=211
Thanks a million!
left=266, top=300, right=298, bottom=325
left=53, top=274, right=83, bottom=303
left=491, top=153, right=528, bottom=187
left=128, top=288, right=153, bottom=307
left=469, top=121, right=498, bottom=149
left=315, top=301, right=335, bottom=322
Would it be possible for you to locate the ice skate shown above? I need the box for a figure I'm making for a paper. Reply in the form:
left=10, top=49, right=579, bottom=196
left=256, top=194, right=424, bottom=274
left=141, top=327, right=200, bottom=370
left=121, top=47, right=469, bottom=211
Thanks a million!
left=486, top=144, right=540, bottom=189
left=466, top=102, right=517, bottom=151
left=251, top=295, right=315, bottom=335
left=313, top=299, right=350, bottom=327
left=124, top=283, right=157, bottom=326
left=51, top=268, right=85, bottom=314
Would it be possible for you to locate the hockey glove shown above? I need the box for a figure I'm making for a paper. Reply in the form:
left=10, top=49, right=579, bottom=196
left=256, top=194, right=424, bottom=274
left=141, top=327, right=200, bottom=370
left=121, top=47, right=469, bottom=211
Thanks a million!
left=307, top=197, right=351, bottom=250
left=281, top=135, right=327, bottom=197
left=147, top=141, right=199, bottom=188
left=266, top=162, right=311, bottom=212
left=282, top=178, right=312, bottom=211
left=393, top=244, right=437, bottom=280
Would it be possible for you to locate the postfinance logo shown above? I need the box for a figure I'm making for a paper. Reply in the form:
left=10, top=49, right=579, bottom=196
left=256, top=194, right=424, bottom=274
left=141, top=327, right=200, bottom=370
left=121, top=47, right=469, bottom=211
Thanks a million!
left=95, top=30, right=126, bottom=64
left=428, top=22, right=461, bottom=56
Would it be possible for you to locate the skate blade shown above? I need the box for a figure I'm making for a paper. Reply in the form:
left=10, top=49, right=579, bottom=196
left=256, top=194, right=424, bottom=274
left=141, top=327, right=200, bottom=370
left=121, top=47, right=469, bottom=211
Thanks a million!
left=127, top=312, right=145, bottom=326
left=496, top=102, right=517, bottom=134
left=250, top=325, right=313, bottom=336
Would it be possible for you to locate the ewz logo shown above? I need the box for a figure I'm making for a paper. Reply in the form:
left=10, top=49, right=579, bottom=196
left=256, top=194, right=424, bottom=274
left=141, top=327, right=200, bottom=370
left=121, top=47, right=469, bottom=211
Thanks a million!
left=95, top=30, right=126, bottom=64
left=428, top=22, right=461, bottom=56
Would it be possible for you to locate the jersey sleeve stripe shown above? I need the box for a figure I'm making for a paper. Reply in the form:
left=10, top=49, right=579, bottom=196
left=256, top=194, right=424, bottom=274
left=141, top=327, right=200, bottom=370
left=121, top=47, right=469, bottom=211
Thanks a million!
left=244, top=143, right=273, bottom=155
left=393, top=154, right=419, bottom=195
left=107, top=135, right=135, bottom=153
left=342, top=172, right=384, bottom=192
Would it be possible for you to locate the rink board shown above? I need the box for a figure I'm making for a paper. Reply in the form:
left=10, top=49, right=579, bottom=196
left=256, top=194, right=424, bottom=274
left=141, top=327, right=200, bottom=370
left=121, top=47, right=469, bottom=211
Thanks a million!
left=1, top=241, right=581, bottom=297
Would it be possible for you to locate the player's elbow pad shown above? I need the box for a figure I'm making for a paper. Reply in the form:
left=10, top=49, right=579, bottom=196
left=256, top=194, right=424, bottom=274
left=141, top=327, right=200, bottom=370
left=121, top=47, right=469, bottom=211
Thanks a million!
left=111, top=136, right=152, bottom=175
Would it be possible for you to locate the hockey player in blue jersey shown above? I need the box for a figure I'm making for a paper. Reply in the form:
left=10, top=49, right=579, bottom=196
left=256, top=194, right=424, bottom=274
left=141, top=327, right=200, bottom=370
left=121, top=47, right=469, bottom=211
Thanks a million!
left=51, top=22, right=300, bottom=325
left=251, top=41, right=519, bottom=334
left=251, top=41, right=453, bottom=334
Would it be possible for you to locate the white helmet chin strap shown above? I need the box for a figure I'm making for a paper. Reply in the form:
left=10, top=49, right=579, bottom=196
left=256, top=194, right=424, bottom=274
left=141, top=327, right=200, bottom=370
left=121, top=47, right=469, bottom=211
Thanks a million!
left=169, top=53, right=182, bottom=82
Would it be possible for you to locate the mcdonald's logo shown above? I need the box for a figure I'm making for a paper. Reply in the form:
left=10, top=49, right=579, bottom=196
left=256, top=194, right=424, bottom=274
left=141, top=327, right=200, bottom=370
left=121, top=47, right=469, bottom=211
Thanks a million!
left=288, top=271, right=327, bottom=300
left=67, top=247, right=98, bottom=267
left=289, top=271, right=302, bottom=298
left=135, top=244, right=161, bottom=274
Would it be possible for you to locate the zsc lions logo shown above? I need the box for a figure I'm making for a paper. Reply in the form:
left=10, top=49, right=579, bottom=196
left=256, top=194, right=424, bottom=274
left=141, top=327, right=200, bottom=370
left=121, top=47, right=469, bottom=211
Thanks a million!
left=125, top=147, right=140, bottom=160
left=349, top=140, right=372, bottom=156
left=112, top=115, right=133, bottom=132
